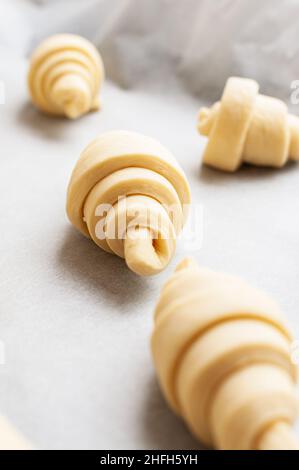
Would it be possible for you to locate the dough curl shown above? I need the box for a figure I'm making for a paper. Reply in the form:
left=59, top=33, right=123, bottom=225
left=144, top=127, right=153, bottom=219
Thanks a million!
left=66, top=131, right=191, bottom=276
left=28, top=34, right=104, bottom=119
left=152, top=258, right=299, bottom=449
left=198, top=77, right=299, bottom=171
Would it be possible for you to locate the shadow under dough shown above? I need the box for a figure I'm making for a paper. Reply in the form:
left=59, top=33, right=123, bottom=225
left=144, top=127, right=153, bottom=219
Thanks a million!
left=198, top=160, right=297, bottom=186
left=16, top=101, right=73, bottom=140
left=57, top=227, right=151, bottom=309
left=141, top=374, right=202, bottom=450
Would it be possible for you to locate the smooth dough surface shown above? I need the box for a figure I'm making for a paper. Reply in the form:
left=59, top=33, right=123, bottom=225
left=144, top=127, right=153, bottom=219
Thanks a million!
left=28, top=34, right=104, bottom=119
left=0, top=415, right=32, bottom=450
left=198, top=77, right=299, bottom=171
left=66, top=130, right=191, bottom=276
left=151, top=258, right=299, bottom=449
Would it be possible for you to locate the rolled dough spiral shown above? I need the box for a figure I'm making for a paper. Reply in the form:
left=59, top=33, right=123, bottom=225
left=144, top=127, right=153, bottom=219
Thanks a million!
left=151, top=258, right=299, bottom=449
left=197, top=77, right=299, bottom=171
left=66, top=131, right=191, bottom=276
left=28, top=34, right=104, bottom=119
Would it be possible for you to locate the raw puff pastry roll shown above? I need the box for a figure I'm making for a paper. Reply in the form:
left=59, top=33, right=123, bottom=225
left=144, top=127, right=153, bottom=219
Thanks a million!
left=66, top=131, right=191, bottom=276
left=198, top=77, right=299, bottom=171
left=28, top=34, right=104, bottom=119
left=0, top=415, right=32, bottom=450
left=152, top=258, right=299, bottom=449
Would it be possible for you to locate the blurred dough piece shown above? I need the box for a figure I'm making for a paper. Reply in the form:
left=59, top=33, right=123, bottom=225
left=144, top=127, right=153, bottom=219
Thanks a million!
left=28, top=34, right=104, bottom=119
left=198, top=77, right=299, bottom=171
left=66, top=130, right=191, bottom=276
left=152, top=258, right=299, bottom=449
left=0, top=415, right=32, bottom=450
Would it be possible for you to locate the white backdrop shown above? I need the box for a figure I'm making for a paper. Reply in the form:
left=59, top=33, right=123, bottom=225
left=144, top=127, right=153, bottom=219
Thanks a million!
left=0, top=0, right=299, bottom=449
left=1, top=0, right=299, bottom=100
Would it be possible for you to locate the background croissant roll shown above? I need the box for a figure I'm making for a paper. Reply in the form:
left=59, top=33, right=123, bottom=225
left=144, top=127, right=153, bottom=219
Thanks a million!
left=151, top=258, right=299, bottom=450
left=28, top=34, right=104, bottom=119
left=197, top=77, right=299, bottom=171
left=0, top=415, right=32, bottom=450
left=66, top=130, right=191, bottom=276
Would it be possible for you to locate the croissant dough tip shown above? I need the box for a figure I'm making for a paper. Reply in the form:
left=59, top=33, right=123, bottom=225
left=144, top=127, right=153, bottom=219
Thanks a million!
left=175, top=257, right=198, bottom=272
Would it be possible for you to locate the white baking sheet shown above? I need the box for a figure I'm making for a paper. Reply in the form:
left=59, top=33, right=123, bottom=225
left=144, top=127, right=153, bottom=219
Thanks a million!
left=0, top=0, right=299, bottom=449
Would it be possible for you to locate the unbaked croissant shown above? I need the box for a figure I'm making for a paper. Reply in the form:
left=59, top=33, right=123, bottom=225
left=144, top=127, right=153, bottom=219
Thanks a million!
left=28, top=34, right=104, bottom=119
left=151, top=258, right=299, bottom=450
left=197, top=77, right=299, bottom=171
left=0, top=415, right=31, bottom=450
left=66, top=131, right=191, bottom=276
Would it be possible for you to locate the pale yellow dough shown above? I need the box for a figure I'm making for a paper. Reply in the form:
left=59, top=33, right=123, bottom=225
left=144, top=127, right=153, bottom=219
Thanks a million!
left=198, top=77, right=299, bottom=171
left=28, top=34, right=104, bottom=119
left=151, top=258, right=299, bottom=450
left=66, top=130, right=191, bottom=276
left=0, top=415, right=32, bottom=450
